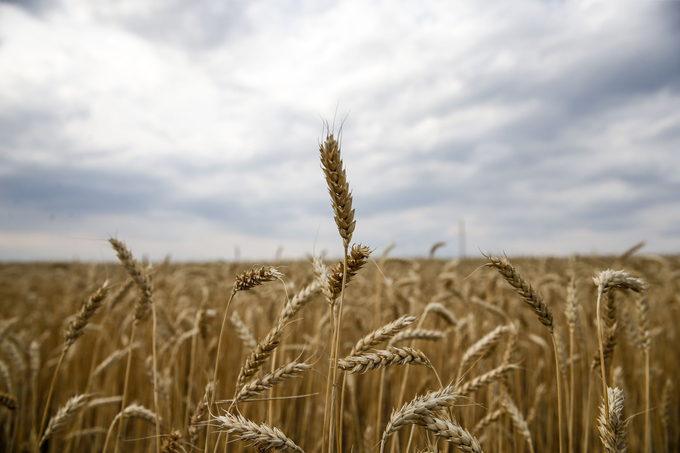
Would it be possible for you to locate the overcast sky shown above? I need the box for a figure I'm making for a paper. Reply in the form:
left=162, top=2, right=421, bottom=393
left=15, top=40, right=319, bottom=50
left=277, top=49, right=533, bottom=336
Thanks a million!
left=1, top=0, right=679, bottom=262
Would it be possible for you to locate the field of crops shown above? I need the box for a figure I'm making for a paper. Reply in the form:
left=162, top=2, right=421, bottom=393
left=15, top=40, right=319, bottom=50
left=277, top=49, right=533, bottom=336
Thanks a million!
left=0, top=245, right=678, bottom=453
left=1, top=132, right=678, bottom=453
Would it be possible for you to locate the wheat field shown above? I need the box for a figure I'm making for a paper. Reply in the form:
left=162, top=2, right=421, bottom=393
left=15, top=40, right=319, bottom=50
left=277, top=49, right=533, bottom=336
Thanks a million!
left=0, top=132, right=678, bottom=453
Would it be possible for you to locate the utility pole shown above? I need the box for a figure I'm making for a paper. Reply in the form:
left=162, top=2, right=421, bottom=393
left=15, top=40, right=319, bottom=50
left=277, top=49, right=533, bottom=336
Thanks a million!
left=459, top=218, right=466, bottom=259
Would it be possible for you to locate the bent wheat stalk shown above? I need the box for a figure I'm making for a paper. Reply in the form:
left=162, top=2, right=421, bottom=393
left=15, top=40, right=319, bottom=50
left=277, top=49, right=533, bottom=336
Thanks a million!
left=485, top=253, right=562, bottom=453
left=592, top=270, right=645, bottom=414
left=36, top=282, right=108, bottom=453
left=109, top=238, right=159, bottom=453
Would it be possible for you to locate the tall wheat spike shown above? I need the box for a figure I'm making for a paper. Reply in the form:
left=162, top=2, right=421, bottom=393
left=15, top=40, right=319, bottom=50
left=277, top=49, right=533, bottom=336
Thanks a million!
left=319, top=125, right=363, bottom=453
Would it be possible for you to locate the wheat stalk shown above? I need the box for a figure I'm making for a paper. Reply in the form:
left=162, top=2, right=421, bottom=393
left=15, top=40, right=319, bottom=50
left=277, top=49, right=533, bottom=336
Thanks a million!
left=213, top=265, right=283, bottom=399
left=316, top=133, right=367, bottom=453
left=109, top=238, right=153, bottom=322
left=109, top=238, right=161, bottom=453
left=565, top=271, right=579, bottom=453
left=37, top=280, right=109, bottom=453
left=485, top=253, right=562, bottom=453
left=634, top=293, right=651, bottom=453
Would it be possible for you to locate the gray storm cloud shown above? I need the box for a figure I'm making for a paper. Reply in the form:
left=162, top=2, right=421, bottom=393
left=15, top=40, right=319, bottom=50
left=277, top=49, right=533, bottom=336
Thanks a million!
left=1, top=0, right=679, bottom=261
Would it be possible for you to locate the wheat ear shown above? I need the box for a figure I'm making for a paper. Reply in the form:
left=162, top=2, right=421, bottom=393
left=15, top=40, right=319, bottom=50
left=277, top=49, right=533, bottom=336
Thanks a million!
left=350, top=315, right=417, bottom=356
left=0, top=392, right=17, bottom=411
left=457, top=363, right=518, bottom=397
left=501, top=393, right=534, bottom=453
left=103, top=403, right=161, bottom=453
left=597, top=387, right=628, bottom=453
left=64, top=281, right=109, bottom=350
left=383, top=385, right=458, bottom=436
left=319, top=129, right=355, bottom=248
left=422, top=302, right=457, bottom=326
left=188, top=382, right=213, bottom=444
left=214, top=412, right=304, bottom=453
left=484, top=254, right=553, bottom=331
left=339, top=347, right=433, bottom=374
left=661, top=378, right=673, bottom=453
left=279, top=280, right=321, bottom=325
left=235, top=322, right=284, bottom=392
left=381, top=387, right=481, bottom=453
left=456, top=325, right=512, bottom=380
left=39, top=394, right=90, bottom=447
left=230, top=311, right=258, bottom=351
left=473, top=407, right=504, bottom=435
left=160, top=430, right=182, bottom=453
left=235, top=361, right=311, bottom=404
left=388, top=329, right=446, bottom=346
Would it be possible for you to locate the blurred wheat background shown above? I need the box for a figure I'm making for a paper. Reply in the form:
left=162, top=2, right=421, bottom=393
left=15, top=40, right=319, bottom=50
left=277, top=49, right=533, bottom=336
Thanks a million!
left=1, top=241, right=678, bottom=452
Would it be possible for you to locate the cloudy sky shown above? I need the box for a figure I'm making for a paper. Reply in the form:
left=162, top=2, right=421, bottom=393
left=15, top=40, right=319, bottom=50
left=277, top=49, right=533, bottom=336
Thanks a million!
left=1, top=0, right=679, bottom=262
